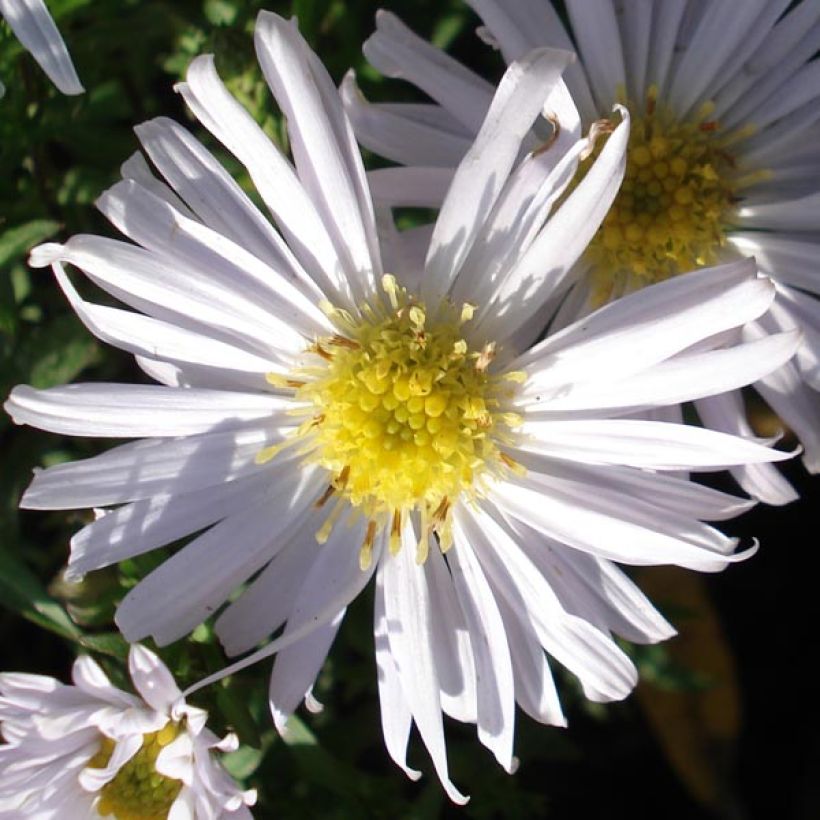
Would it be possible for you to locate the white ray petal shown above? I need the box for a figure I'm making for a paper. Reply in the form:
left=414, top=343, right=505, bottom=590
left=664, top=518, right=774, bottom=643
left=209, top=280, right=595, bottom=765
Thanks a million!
left=0, top=0, right=83, bottom=94
left=5, top=383, right=295, bottom=438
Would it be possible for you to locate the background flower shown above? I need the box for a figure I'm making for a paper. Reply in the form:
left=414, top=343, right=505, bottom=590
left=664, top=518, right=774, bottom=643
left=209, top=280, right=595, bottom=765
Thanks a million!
left=0, top=644, right=255, bottom=818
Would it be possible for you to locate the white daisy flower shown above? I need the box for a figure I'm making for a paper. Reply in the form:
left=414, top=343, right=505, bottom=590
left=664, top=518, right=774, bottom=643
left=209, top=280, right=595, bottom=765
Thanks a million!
left=0, top=645, right=256, bottom=819
left=346, top=1, right=820, bottom=504
left=3, top=11, right=800, bottom=802
left=0, top=0, right=83, bottom=96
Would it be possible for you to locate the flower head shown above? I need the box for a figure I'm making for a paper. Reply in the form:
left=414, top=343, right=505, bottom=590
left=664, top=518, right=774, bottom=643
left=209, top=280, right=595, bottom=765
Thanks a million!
left=0, top=0, right=83, bottom=95
left=348, top=1, right=820, bottom=504
left=4, top=11, right=799, bottom=802
left=0, top=645, right=255, bottom=818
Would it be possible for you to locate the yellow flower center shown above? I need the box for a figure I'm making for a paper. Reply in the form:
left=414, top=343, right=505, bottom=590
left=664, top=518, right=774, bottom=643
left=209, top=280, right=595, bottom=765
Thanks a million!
left=262, top=276, right=524, bottom=565
left=583, top=89, right=767, bottom=303
left=88, top=723, right=182, bottom=820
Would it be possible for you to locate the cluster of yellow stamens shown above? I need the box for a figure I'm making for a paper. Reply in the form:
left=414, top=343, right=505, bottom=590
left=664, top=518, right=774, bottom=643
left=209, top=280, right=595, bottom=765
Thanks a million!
left=582, top=87, right=765, bottom=303
left=88, top=723, right=182, bottom=819
left=263, top=276, right=524, bottom=567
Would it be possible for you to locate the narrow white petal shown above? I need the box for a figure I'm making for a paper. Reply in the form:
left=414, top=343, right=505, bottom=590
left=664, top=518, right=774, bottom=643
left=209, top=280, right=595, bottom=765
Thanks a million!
left=215, top=527, right=321, bottom=657
left=134, top=117, right=322, bottom=302
left=373, top=573, right=420, bottom=781
left=269, top=611, right=344, bottom=734
left=515, top=418, right=793, bottom=471
left=128, top=646, right=181, bottom=714
left=33, top=248, right=296, bottom=374
left=0, top=0, right=83, bottom=94
left=666, top=0, right=770, bottom=118
left=493, top=474, right=755, bottom=573
left=460, top=503, right=637, bottom=702
left=477, top=109, right=629, bottom=341
left=446, top=533, right=516, bottom=772
left=466, top=0, right=597, bottom=121
left=564, top=0, right=625, bottom=111
left=382, top=524, right=468, bottom=804
left=116, top=484, right=319, bottom=646
left=517, top=330, right=801, bottom=416
left=67, top=472, right=277, bottom=580
left=422, top=47, right=574, bottom=304
left=363, top=10, right=494, bottom=133
left=21, top=425, right=288, bottom=510
left=493, top=594, right=565, bottom=727
left=695, top=391, right=798, bottom=505
left=254, top=11, right=381, bottom=299
left=176, top=54, right=352, bottom=307
left=425, top=547, right=477, bottom=724
left=96, top=180, right=329, bottom=343
left=5, top=383, right=294, bottom=438
left=342, top=72, right=472, bottom=169
left=513, top=260, right=773, bottom=389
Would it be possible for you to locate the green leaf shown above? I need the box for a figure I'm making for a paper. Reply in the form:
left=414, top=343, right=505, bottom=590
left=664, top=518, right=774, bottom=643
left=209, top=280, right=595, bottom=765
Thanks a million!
left=0, top=547, right=82, bottom=641
left=78, top=632, right=130, bottom=660
left=0, top=220, right=60, bottom=269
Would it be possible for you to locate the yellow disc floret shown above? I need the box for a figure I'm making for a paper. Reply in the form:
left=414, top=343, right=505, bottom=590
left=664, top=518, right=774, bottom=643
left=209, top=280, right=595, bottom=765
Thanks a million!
left=582, top=88, right=761, bottom=303
left=88, top=722, right=182, bottom=820
left=263, top=276, right=524, bottom=565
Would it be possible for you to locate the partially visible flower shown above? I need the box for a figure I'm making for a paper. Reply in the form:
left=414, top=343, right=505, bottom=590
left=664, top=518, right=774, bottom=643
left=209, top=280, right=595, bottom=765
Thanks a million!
left=346, top=2, right=820, bottom=504
left=0, top=0, right=83, bottom=96
left=3, top=11, right=799, bottom=803
left=0, top=645, right=255, bottom=818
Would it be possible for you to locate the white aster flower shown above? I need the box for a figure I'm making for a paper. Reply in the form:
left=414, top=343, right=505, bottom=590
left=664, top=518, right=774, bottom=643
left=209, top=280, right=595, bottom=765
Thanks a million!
left=0, top=0, right=83, bottom=96
left=346, top=1, right=820, bottom=504
left=0, top=645, right=256, bottom=819
left=3, top=11, right=799, bottom=802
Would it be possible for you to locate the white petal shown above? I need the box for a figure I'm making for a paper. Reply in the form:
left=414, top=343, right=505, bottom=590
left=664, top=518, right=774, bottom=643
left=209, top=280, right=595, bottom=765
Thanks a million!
left=96, top=179, right=329, bottom=343
left=5, top=383, right=295, bottom=438
left=115, top=476, right=320, bottom=645
left=461, top=503, right=637, bottom=702
left=34, top=255, right=286, bottom=376
left=453, top=125, right=586, bottom=313
left=341, top=72, right=472, bottom=169
left=134, top=117, right=322, bottom=303
left=269, top=610, right=344, bottom=735
left=513, top=260, right=773, bottom=389
left=446, top=533, right=516, bottom=773
left=515, top=418, right=793, bottom=471
left=254, top=11, right=381, bottom=299
left=215, top=525, right=321, bottom=657
left=425, top=546, right=477, bottom=724
left=466, top=0, right=597, bottom=121
left=363, top=10, right=494, bottom=133
left=493, top=473, right=755, bottom=573
left=20, top=425, right=288, bottom=510
left=176, top=54, right=352, bottom=307
left=128, top=646, right=181, bottom=714
left=516, top=330, right=801, bottom=416
left=666, top=0, right=770, bottom=118
left=67, top=472, right=276, bottom=580
left=381, top=523, right=468, bottom=804
left=477, top=108, right=628, bottom=342
left=695, top=391, right=798, bottom=506
left=78, top=734, right=142, bottom=792
left=185, top=517, right=380, bottom=697
left=422, top=47, right=574, bottom=304
left=493, top=594, right=565, bottom=727
left=373, top=574, right=420, bottom=780
left=0, top=0, right=83, bottom=94
left=564, top=0, right=625, bottom=111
